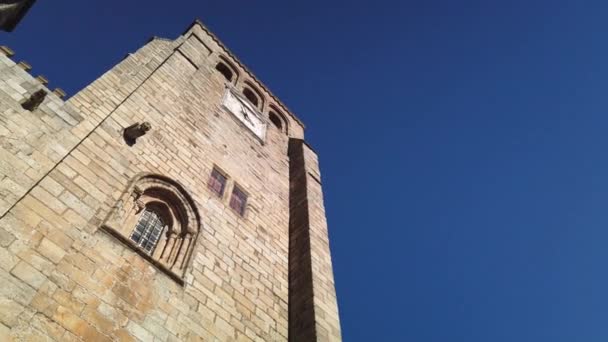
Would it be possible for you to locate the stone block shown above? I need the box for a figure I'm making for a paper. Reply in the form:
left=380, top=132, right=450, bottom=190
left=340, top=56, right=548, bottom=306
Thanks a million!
left=10, top=260, right=46, bottom=289
left=0, top=298, right=24, bottom=327
left=36, top=237, right=66, bottom=263
left=125, top=321, right=154, bottom=342
left=0, top=246, right=18, bottom=271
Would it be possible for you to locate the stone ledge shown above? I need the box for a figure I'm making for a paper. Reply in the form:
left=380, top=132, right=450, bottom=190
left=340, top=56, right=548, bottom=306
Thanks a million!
left=99, top=224, right=185, bottom=286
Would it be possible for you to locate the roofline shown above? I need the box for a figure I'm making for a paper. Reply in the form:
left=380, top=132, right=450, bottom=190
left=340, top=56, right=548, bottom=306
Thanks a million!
left=184, top=19, right=305, bottom=129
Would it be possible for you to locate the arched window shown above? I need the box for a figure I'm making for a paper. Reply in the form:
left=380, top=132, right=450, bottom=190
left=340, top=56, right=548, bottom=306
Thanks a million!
left=242, top=82, right=264, bottom=110
left=215, top=62, right=233, bottom=82
left=243, top=88, right=259, bottom=108
left=268, top=105, right=289, bottom=134
left=269, top=112, right=283, bottom=131
left=101, top=174, right=201, bottom=283
left=215, top=56, right=238, bottom=83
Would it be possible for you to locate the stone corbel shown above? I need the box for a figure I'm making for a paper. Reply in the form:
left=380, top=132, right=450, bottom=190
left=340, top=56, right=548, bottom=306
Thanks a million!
left=21, top=89, right=46, bottom=111
left=123, top=122, right=151, bottom=146
left=134, top=199, right=145, bottom=213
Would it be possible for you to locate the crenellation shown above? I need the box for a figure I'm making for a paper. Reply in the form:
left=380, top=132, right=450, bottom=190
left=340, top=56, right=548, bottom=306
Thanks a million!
left=34, top=75, right=48, bottom=85
left=16, top=61, right=31, bottom=71
left=53, top=88, right=66, bottom=99
left=0, top=46, right=15, bottom=57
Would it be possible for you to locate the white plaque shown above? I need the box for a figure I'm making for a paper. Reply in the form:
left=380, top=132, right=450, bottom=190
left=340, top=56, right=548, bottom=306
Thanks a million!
left=222, top=88, right=267, bottom=141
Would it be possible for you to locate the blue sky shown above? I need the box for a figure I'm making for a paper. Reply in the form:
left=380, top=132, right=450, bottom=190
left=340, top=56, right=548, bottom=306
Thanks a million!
left=6, top=1, right=608, bottom=341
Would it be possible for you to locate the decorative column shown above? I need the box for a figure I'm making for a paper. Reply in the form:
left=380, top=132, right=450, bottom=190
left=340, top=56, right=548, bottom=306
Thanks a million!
left=161, top=231, right=178, bottom=263
left=173, top=234, right=192, bottom=272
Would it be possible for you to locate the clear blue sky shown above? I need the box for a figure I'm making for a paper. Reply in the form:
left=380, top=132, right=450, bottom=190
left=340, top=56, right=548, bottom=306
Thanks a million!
left=6, top=1, right=608, bottom=341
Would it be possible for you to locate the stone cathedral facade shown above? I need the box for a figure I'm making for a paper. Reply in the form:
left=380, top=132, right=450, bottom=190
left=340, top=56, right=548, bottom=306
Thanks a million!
left=0, top=20, right=341, bottom=341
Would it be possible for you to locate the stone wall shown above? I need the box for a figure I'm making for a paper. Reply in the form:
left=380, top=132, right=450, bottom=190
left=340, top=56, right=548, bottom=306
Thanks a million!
left=0, top=20, right=340, bottom=341
left=288, top=140, right=341, bottom=342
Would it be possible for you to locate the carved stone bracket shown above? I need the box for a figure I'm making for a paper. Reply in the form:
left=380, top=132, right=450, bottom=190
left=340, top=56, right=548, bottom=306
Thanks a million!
left=21, top=89, right=46, bottom=111
left=123, top=122, right=151, bottom=146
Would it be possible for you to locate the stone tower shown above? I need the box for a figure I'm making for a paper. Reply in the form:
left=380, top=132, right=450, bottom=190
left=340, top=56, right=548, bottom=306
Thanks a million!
left=0, top=20, right=341, bottom=341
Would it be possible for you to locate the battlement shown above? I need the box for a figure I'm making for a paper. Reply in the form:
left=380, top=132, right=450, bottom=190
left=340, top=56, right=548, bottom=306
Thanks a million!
left=0, top=45, right=67, bottom=98
left=0, top=49, right=80, bottom=216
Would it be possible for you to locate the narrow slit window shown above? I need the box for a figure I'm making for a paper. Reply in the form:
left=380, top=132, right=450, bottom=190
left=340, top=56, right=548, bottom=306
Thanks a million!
left=229, top=185, right=248, bottom=216
left=207, top=168, right=227, bottom=197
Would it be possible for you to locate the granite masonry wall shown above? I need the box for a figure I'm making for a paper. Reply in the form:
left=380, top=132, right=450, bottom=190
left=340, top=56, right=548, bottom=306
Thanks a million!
left=0, top=20, right=340, bottom=341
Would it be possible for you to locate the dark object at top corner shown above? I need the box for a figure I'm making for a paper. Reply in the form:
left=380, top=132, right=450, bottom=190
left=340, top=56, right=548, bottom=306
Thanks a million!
left=0, top=0, right=37, bottom=32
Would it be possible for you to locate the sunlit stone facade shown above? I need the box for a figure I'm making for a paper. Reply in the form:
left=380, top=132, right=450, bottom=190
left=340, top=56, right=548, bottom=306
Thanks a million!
left=0, top=20, right=341, bottom=341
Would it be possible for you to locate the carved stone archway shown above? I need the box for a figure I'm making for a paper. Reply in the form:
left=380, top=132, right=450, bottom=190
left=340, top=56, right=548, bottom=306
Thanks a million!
left=101, top=173, right=201, bottom=283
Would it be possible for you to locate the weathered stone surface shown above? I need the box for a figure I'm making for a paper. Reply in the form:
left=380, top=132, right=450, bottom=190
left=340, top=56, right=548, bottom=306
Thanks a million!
left=0, top=19, right=340, bottom=341
left=10, top=260, right=47, bottom=289
left=0, top=297, right=24, bottom=327
left=126, top=320, right=154, bottom=341
left=36, top=237, right=66, bottom=264
left=0, top=227, right=16, bottom=247
left=0, top=322, right=10, bottom=340
left=52, top=305, right=112, bottom=342
left=29, top=313, right=66, bottom=341
left=0, top=246, right=18, bottom=271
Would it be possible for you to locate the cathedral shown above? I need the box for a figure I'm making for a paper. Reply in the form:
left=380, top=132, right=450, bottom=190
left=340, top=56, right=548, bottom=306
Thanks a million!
left=0, top=14, right=341, bottom=342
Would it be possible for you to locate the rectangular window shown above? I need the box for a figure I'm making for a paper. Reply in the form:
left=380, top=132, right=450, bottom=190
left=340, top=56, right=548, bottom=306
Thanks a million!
left=207, top=168, right=227, bottom=197
left=229, top=185, right=248, bottom=216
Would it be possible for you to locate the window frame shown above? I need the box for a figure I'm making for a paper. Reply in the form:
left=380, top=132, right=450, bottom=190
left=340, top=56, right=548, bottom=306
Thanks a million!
left=268, top=105, right=289, bottom=135
left=215, top=62, right=234, bottom=82
left=207, top=167, right=228, bottom=198
left=242, top=88, right=260, bottom=108
left=130, top=208, right=166, bottom=254
left=229, top=184, right=248, bottom=217
left=215, top=56, right=239, bottom=83
left=242, top=81, right=264, bottom=110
